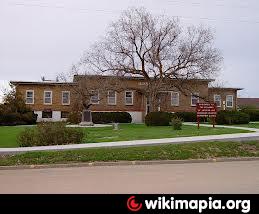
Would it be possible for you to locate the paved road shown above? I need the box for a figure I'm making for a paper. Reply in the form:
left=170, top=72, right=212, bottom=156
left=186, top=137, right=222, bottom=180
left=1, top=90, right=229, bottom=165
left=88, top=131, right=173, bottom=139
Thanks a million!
left=0, top=161, right=259, bottom=193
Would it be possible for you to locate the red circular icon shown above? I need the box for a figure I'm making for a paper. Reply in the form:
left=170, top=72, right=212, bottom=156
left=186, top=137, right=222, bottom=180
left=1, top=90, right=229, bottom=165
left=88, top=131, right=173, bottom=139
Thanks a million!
left=127, top=196, right=143, bottom=212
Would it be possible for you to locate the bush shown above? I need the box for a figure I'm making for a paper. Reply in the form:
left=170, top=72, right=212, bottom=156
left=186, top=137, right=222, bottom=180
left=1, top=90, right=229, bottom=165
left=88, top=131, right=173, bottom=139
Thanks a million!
left=0, top=112, right=20, bottom=126
left=18, top=122, right=85, bottom=147
left=216, top=111, right=250, bottom=125
left=241, top=109, right=259, bottom=121
left=171, top=117, right=183, bottom=130
left=0, top=111, right=37, bottom=126
left=145, top=112, right=171, bottom=126
left=67, top=111, right=81, bottom=124
left=0, top=88, right=37, bottom=126
left=173, top=112, right=197, bottom=122
left=21, top=112, right=37, bottom=125
left=92, top=112, right=132, bottom=124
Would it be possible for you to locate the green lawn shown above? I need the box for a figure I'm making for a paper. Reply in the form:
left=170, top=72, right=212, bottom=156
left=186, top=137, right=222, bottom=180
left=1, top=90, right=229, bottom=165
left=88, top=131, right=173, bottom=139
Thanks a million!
left=0, top=126, right=28, bottom=148
left=230, top=123, right=259, bottom=129
left=0, top=124, right=252, bottom=148
left=0, top=141, right=258, bottom=166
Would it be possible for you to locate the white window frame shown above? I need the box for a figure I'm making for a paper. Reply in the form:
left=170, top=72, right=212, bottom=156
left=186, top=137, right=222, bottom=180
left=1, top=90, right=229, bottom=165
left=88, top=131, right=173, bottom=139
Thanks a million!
left=191, top=93, right=199, bottom=106
left=226, top=95, right=234, bottom=108
left=25, top=90, right=34, bottom=104
left=125, top=91, right=134, bottom=105
left=214, top=94, right=221, bottom=107
left=90, top=90, right=99, bottom=104
left=62, top=91, right=70, bottom=105
left=171, top=92, right=179, bottom=106
left=44, top=91, right=52, bottom=105
left=107, top=90, right=117, bottom=105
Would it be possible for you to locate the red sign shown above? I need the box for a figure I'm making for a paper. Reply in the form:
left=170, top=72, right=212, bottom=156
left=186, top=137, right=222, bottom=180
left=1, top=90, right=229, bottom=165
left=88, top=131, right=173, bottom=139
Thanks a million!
left=196, top=103, right=217, bottom=128
left=196, top=103, right=217, bottom=117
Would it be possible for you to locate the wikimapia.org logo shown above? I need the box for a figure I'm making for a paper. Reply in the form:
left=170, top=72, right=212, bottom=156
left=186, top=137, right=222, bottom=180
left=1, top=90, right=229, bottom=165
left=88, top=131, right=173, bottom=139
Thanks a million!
left=127, top=196, right=143, bottom=212
left=126, top=196, right=251, bottom=213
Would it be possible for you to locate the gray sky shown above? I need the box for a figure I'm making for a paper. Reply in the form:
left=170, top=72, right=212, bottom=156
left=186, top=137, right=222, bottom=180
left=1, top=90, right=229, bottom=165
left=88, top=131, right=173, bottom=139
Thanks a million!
left=1, top=0, right=259, bottom=99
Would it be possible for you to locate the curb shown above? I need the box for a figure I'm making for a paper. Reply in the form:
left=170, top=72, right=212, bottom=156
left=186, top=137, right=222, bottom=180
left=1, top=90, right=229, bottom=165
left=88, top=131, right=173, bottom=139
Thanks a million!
left=0, top=157, right=259, bottom=170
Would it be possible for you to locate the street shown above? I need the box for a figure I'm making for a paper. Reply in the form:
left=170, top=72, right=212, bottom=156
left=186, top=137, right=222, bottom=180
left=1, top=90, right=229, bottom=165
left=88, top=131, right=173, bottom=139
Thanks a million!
left=0, top=160, right=259, bottom=193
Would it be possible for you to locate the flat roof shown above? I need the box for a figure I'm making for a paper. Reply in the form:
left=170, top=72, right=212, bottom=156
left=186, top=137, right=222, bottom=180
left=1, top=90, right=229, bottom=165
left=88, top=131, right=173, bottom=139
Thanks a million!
left=10, top=81, right=76, bottom=86
left=209, top=87, right=243, bottom=91
left=74, top=75, right=215, bottom=82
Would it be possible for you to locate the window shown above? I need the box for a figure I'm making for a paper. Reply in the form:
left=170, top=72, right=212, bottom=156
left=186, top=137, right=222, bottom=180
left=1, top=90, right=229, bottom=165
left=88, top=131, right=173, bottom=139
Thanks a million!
left=214, top=95, right=221, bottom=107
left=25, top=90, right=34, bottom=104
left=191, top=93, right=199, bottom=106
left=44, top=91, right=52, bottom=105
left=62, top=91, right=70, bottom=105
left=61, top=111, right=69, bottom=118
left=125, top=91, right=133, bottom=105
left=171, top=92, right=179, bottom=106
left=90, top=90, right=99, bottom=104
left=107, top=91, right=116, bottom=105
left=42, top=111, right=52, bottom=118
left=226, top=95, right=233, bottom=107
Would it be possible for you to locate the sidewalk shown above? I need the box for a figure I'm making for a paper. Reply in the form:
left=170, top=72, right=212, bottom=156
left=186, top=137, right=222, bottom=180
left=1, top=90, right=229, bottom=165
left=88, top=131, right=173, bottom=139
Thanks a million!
left=0, top=123, right=259, bottom=155
left=183, top=122, right=259, bottom=132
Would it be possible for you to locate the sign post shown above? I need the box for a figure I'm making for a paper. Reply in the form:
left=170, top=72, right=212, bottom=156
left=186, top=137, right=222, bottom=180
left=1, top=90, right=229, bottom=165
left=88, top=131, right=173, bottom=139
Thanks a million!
left=196, top=103, right=217, bottom=129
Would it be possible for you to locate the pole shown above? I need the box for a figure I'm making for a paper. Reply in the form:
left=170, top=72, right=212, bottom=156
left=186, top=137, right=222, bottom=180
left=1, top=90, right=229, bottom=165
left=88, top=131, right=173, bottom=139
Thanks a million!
left=197, top=117, right=200, bottom=129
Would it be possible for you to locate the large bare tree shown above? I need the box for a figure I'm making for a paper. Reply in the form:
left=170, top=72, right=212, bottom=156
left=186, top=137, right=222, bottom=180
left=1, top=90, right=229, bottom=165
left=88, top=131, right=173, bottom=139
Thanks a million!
left=78, top=7, right=222, bottom=112
left=59, top=68, right=128, bottom=113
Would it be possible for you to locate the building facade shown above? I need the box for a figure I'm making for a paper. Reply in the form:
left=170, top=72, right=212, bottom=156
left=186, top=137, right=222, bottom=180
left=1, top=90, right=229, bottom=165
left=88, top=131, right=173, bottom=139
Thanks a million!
left=11, top=76, right=242, bottom=123
left=237, top=98, right=259, bottom=109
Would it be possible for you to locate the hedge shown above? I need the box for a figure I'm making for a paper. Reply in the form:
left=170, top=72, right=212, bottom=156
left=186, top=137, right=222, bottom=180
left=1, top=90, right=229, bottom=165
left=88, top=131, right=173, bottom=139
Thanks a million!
left=241, top=109, right=259, bottom=121
left=145, top=112, right=172, bottom=126
left=0, top=111, right=37, bottom=126
left=216, top=110, right=250, bottom=125
left=173, top=112, right=197, bottom=122
left=92, top=112, right=132, bottom=124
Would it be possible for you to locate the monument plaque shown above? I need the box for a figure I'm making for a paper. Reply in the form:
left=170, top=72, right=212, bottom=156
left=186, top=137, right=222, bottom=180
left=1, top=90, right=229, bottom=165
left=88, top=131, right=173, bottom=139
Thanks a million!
left=79, top=110, right=94, bottom=126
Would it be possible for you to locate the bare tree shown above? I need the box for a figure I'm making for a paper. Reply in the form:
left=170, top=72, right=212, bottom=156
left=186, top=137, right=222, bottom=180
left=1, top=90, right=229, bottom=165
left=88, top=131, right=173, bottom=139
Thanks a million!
left=79, top=7, right=222, bottom=112
left=59, top=68, right=128, bottom=113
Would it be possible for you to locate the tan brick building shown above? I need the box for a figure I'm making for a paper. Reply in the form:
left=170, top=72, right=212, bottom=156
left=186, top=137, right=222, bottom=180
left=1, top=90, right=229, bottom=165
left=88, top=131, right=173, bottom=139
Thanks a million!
left=11, top=75, right=242, bottom=123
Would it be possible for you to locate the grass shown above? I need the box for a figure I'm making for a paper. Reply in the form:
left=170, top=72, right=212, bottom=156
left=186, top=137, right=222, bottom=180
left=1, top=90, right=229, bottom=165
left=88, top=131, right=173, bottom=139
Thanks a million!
left=0, top=141, right=258, bottom=166
left=0, top=126, right=27, bottom=148
left=85, top=124, right=251, bottom=143
left=229, top=123, right=259, bottom=129
left=0, top=124, right=252, bottom=148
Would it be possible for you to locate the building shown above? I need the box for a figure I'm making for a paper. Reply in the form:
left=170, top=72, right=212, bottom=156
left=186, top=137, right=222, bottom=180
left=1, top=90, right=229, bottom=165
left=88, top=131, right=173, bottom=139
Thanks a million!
left=10, top=75, right=242, bottom=123
left=237, top=98, right=259, bottom=109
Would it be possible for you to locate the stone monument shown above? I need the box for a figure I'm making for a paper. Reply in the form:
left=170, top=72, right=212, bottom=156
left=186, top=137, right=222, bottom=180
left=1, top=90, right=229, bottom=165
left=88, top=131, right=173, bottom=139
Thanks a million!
left=79, top=110, right=94, bottom=126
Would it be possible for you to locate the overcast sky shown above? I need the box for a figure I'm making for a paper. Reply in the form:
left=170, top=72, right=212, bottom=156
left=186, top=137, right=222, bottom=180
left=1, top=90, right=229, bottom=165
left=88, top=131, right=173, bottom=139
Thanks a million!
left=1, top=0, right=259, bottom=99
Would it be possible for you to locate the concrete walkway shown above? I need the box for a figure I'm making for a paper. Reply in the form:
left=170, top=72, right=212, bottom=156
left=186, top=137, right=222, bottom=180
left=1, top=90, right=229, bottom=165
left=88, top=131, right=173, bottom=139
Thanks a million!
left=184, top=122, right=259, bottom=132
left=0, top=123, right=259, bottom=155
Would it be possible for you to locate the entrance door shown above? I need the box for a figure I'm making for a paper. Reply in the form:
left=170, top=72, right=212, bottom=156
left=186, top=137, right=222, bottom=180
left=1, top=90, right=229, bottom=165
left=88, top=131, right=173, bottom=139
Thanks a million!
left=146, top=97, right=150, bottom=115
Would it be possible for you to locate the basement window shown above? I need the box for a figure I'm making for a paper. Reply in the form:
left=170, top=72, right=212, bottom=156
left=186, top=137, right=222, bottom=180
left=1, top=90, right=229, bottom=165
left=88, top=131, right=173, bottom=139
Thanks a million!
left=42, top=111, right=52, bottom=118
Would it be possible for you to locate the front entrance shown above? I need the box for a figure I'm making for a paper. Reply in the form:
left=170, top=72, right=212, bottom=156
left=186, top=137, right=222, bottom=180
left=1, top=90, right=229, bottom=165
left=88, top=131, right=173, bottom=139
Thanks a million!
left=145, top=96, right=161, bottom=114
left=146, top=97, right=150, bottom=115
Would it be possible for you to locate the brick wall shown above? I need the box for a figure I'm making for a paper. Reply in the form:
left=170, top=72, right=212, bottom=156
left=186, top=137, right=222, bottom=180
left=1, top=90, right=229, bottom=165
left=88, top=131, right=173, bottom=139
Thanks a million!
left=16, top=84, right=73, bottom=112
left=208, top=88, right=238, bottom=110
left=13, top=78, right=240, bottom=122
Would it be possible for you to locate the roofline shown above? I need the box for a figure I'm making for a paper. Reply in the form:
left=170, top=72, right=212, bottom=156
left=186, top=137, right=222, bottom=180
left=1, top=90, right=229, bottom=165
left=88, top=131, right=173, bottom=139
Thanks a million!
left=209, top=87, right=243, bottom=91
left=237, top=97, right=259, bottom=99
left=74, top=75, right=214, bottom=82
left=10, top=81, right=76, bottom=86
